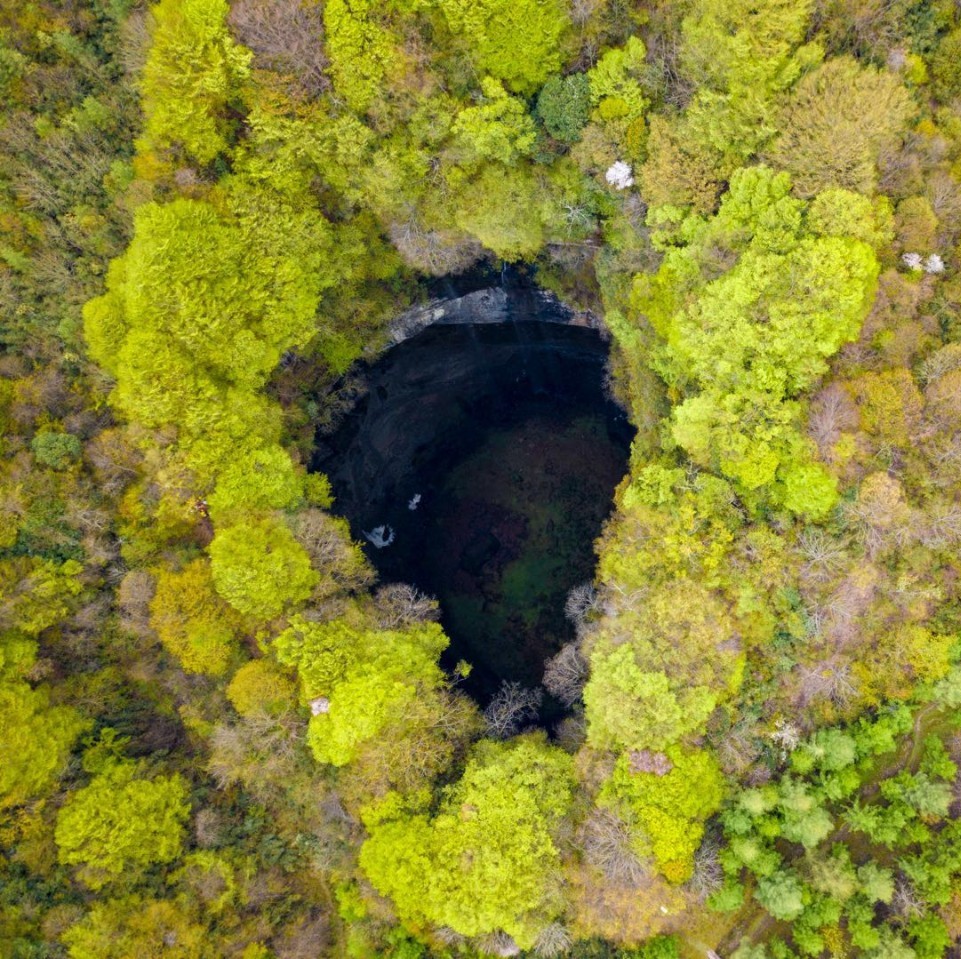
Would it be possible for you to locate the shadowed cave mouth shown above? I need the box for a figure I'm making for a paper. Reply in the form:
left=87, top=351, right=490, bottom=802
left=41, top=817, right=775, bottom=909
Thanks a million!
left=313, top=285, right=633, bottom=726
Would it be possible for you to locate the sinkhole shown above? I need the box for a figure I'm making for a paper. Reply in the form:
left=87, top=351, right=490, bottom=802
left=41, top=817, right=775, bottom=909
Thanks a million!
left=313, top=282, right=633, bottom=715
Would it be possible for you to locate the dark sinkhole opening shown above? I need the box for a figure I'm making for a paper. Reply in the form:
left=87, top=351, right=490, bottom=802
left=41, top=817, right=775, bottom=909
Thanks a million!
left=313, top=309, right=633, bottom=723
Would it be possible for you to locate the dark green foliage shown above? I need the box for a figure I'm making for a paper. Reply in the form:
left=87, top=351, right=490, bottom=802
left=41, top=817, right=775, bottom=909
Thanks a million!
left=30, top=432, right=82, bottom=470
left=536, top=73, right=592, bottom=143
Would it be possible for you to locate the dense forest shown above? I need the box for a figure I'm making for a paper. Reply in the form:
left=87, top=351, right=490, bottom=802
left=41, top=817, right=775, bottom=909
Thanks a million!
left=3, top=0, right=961, bottom=956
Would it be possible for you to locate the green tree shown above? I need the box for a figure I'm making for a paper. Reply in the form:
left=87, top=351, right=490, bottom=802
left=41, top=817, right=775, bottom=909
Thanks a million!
left=206, top=445, right=304, bottom=520
left=536, top=73, right=591, bottom=143
left=587, top=36, right=648, bottom=123
left=360, top=735, right=575, bottom=947
left=55, top=760, right=190, bottom=888
left=930, top=28, right=961, bottom=104
left=679, top=0, right=820, bottom=163
left=30, top=431, right=82, bottom=470
left=767, top=57, right=914, bottom=197
left=226, top=659, right=297, bottom=718
left=0, top=681, right=89, bottom=809
left=150, top=558, right=244, bottom=676
left=583, top=643, right=717, bottom=752
left=632, top=166, right=880, bottom=511
left=209, top=517, right=318, bottom=620
left=755, top=868, right=806, bottom=921
left=438, top=0, right=570, bottom=95
left=453, top=165, right=549, bottom=260
left=139, top=0, right=251, bottom=166
left=62, top=895, right=211, bottom=959
left=272, top=617, right=451, bottom=767
left=449, top=78, right=537, bottom=171
left=600, top=746, right=727, bottom=882
left=324, top=0, right=398, bottom=113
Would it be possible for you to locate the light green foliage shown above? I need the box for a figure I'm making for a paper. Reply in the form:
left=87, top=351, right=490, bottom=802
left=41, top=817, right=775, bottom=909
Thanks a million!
left=453, top=165, right=549, bottom=260
left=324, top=0, right=398, bottom=113
left=0, top=557, right=84, bottom=636
left=857, top=861, right=895, bottom=904
left=583, top=643, right=717, bottom=752
left=449, top=78, right=537, bottom=171
left=62, top=895, right=211, bottom=959
left=778, top=461, right=838, bottom=519
left=584, top=573, right=742, bottom=751
left=718, top=716, right=961, bottom=953
left=907, top=915, right=951, bottom=959
left=273, top=617, right=449, bottom=766
left=755, top=869, right=806, bottom=921
left=633, top=166, right=880, bottom=510
left=807, top=189, right=894, bottom=248
left=209, top=517, right=318, bottom=620
left=0, top=682, right=89, bottom=809
left=791, top=729, right=857, bottom=774
left=600, top=473, right=741, bottom=591
left=680, top=0, right=820, bottom=162
left=807, top=845, right=858, bottom=901
left=600, top=746, right=726, bottom=882
left=536, top=73, right=591, bottom=143
left=150, top=559, right=243, bottom=675
left=778, top=779, right=833, bottom=848
left=84, top=186, right=333, bottom=420
left=588, top=37, right=648, bottom=123
left=55, top=760, right=190, bottom=888
left=767, top=57, right=914, bottom=197
left=238, top=102, right=376, bottom=202
left=360, top=735, right=575, bottom=947
left=226, top=659, right=297, bottom=718
left=438, top=0, right=570, bottom=94
left=140, top=0, right=251, bottom=164
left=206, top=446, right=304, bottom=520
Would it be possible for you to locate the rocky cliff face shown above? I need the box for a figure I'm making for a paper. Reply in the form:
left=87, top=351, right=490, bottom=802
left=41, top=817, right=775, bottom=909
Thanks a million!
left=387, top=282, right=601, bottom=345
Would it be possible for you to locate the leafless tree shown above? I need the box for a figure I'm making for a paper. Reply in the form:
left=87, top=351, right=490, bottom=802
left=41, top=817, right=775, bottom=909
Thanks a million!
left=565, top=582, right=601, bottom=629
left=892, top=878, right=924, bottom=919
left=554, top=712, right=588, bottom=751
left=272, top=913, right=331, bottom=959
left=483, top=682, right=543, bottom=739
left=117, top=569, right=156, bottom=639
left=229, top=0, right=330, bottom=98
left=919, top=344, right=961, bottom=386
left=808, top=382, right=859, bottom=461
left=533, top=924, right=573, bottom=958
left=843, top=473, right=916, bottom=558
left=928, top=170, right=961, bottom=244
left=543, top=642, right=588, bottom=706
left=388, top=218, right=484, bottom=277
left=796, top=658, right=858, bottom=710
left=688, top=836, right=723, bottom=900
left=477, top=931, right=521, bottom=957
left=193, top=807, right=224, bottom=849
left=918, top=501, right=961, bottom=549
left=797, top=528, right=848, bottom=584
left=292, top=508, right=375, bottom=593
left=579, top=808, right=647, bottom=886
left=208, top=712, right=306, bottom=796
left=568, top=0, right=604, bottom=27
left=119, top=6, right=151, bottom=77
left=435, top=927, right=467, bottom=947
left=716, top=719, right=764, bottom=778
left=373, top=583, right=440, bottom=629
